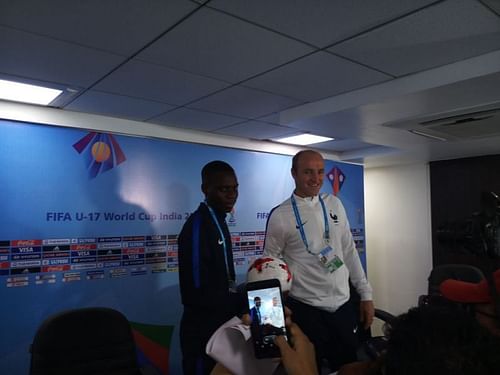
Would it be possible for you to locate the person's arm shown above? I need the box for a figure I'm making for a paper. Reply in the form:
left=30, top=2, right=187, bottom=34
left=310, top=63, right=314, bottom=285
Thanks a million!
left=263, top=207, right=286, bottom=258
left=178, top=212, right=241, bottom=310
left=274, top=322, right=318, bottom=375
left=336, top=199, right=374, bottom=329
left=210, top=363, right=234, bottom=375
left=358, top=300, right=375, bottom=329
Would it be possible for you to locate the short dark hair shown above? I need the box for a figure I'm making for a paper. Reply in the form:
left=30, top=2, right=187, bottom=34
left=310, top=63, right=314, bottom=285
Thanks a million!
left=254, top=296, right=261, bottom=302
left=291, top=150, right=321, bottom=172
left=201, top=160, right=235, bottom=186
left=384, top=305, right=500, bottom=375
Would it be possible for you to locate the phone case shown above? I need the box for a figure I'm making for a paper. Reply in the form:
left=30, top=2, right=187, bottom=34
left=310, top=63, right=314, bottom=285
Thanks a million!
left=245, top=279, right=288, bottom=359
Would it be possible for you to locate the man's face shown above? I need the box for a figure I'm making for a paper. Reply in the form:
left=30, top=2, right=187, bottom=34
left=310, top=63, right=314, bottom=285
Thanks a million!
left=255, top=298, right=261, bottom=307
left=292, top=152, right=325, bottom=198
left=203, top=172, right=238, bottom=213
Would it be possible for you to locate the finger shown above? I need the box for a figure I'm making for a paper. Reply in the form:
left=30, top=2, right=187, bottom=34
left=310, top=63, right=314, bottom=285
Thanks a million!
left=283, top=307, right=293, bottom=327
left=361, top=310, right=373, bottom=330
left=274, top=334, right=293, bottom=358
left=288, top=322, right=303, bottom=336
left=210, top=363, right=233, bottom=375
left=363, top=320, right=370, bottom=330
left=359, top=308, right=366, bottom=328
left=241, top=313, right=251, bottom=326
left=287, top=323, right=308, bottom=349
left=364, top=313, right=374, bottom=330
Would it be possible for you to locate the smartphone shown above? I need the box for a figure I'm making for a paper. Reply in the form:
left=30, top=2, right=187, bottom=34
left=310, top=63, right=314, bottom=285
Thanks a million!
left=245, top=279, right=288, bottom=359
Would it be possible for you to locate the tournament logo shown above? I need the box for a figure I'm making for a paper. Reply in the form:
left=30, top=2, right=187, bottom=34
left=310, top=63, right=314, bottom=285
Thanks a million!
left=327, top=166, right=345, bottom=196
left=73, top=132, right=126, bottom=179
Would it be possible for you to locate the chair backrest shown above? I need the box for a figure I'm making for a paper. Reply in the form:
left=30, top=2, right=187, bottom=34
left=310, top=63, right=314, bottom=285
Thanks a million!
left=427, top=264, right=485, bottom=295
left=30, top=307, right=141, bottom=375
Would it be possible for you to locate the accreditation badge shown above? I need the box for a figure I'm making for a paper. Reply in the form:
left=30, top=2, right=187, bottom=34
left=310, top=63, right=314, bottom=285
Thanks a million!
left=317, top=245, right=344, bottom=273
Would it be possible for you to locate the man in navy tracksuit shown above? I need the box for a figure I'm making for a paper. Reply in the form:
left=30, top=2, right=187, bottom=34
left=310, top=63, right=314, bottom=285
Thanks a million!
left=178, top=160, right=242, bottom=375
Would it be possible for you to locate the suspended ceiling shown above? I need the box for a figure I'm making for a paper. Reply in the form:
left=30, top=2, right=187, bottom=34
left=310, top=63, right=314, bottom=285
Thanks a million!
left=1, top=0, right=499, bottom=167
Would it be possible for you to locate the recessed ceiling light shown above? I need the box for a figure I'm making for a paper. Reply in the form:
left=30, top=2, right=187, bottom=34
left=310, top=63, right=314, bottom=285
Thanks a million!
left=275, top=133, right=334, bottom=145
left=0, top=79, right=63, bottom=105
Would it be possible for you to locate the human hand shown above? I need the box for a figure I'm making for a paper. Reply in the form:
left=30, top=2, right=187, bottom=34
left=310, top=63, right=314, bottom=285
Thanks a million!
left=210, top=362, right=233, bottom=375
left=360, top=300, right=375, bottom=330
left=241, top=313, right=251, bottom=325
left=274, top=322, right=318, bottom=375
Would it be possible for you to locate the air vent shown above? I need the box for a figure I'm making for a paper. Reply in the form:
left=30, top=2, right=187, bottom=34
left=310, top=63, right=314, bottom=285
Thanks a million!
left=383, top=103, right=500, bottom=141
left=420, top=107, right=498, bottom=126
left=419, top=108, right=500, bottom=139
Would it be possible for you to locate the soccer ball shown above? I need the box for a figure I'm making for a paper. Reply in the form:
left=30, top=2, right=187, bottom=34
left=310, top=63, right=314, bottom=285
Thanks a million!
left=246, top=256, right=292, bottom=292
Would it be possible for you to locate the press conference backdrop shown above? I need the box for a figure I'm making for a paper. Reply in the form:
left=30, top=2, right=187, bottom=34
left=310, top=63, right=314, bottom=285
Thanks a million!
left=0, top=119, right=366, bottom=374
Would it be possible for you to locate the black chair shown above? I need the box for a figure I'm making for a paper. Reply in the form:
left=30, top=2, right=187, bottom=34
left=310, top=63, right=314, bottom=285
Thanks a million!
left=30, top=307, right=142, bottom=375
left=427, top=264, right=485, bottom=295
left=418, top=264, right=485, bottom=307
left=348, top=284, right=395, bottom=362
left=356, top=308, right=395, bottom=361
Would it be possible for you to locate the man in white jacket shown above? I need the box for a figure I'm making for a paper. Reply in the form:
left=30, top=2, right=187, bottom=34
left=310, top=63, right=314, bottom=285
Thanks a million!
left=264, top=150, right=374, bottom=373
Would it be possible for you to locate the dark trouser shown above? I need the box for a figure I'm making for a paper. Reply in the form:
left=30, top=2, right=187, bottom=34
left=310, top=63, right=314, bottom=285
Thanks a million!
left=286, top=297, right=359, bottom=373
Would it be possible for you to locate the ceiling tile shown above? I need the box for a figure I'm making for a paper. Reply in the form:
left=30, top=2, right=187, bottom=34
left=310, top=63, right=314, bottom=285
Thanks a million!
left=256, top=112, right=281, bottom=124
left=207, top=0, right=437, bottom=47
left=329, top=0, right=500, bottom=76
left=188, top=85, right=302, bottom=118
left=137, top=7, right=313, bottom=83
left=94, top=59, right=230, bottom=105
left=149, top=107, right=243, bottom=131
left=244, top=51, right=391, bottom=101
left=0, top=0, right=197, bottom=56
left=65, top=90, right=175, bottom=121
left=0, top=26, right=122, bottom=87
left=215, top=120, right=297, bottom=139
left=314, top=139, right=381, bottom=152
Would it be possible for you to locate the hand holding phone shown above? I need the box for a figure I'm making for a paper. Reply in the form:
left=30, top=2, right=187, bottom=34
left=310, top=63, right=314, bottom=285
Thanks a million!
left=246, top=279, right=288, bottom=359
left=274, top=323, right=318, bottom=375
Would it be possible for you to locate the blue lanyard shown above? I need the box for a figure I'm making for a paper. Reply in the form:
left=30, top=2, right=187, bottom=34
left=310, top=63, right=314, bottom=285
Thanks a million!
left=205, top=202, right=234, bottom=282
left=291, top=194, right=330, bottom=255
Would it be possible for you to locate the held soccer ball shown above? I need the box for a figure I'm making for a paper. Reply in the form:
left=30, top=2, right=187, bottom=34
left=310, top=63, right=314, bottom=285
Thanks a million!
left=246, top=256, right=292, bottom=292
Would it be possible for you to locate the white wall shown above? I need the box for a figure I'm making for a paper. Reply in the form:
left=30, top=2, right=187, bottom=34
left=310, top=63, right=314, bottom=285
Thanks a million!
left=364, top=163, right=433, bottom=316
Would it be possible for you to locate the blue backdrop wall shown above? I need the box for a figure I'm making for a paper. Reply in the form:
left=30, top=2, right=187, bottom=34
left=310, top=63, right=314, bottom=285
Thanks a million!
left=0, top=119, right=365, bottom=374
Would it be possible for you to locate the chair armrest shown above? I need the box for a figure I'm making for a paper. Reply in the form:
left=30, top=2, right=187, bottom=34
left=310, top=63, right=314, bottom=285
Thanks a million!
left=374, top=308, right=396, bottom=324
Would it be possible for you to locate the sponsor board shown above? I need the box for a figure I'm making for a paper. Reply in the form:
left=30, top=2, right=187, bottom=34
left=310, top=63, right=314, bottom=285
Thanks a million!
left=35, top=274, right=57, bottom=285
left=42, top=238, right=71, bottom=245
left=109, top=268, right=127, bottom=278
left=42, top=265, right=71, bottom=272
left=86, top=270, right=105, bottom=280
left=0, top=231, right=271, bottom=286
left=62, top=272, right=81, bottom=282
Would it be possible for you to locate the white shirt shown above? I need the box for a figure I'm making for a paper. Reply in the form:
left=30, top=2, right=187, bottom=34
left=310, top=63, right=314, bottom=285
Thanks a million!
left=264, top=193, right=372, bottom=312
left=267, top=305, right=284, bottom=327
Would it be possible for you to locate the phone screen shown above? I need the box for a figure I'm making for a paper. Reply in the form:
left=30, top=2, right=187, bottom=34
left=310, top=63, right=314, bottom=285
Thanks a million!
left=246, top=279, right=288, bottom=358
